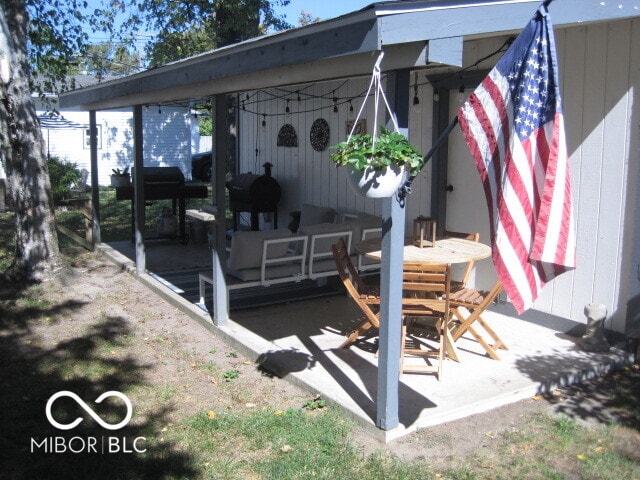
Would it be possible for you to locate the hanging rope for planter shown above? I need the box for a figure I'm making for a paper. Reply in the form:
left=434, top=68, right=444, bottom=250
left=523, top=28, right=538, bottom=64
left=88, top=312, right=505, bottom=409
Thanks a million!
left=347, top=51, right=400, bottom=147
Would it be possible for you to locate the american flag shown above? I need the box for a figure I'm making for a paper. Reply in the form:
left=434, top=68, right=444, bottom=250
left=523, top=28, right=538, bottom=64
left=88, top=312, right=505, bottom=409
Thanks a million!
left=457, top=7, right=576, bottom=314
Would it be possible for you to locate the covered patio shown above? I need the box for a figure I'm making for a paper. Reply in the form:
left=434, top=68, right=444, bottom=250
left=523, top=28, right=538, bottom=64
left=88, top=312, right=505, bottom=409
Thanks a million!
left=61, top=0, right=640, bottom=437
left=98, top=238, right=632, bottom=442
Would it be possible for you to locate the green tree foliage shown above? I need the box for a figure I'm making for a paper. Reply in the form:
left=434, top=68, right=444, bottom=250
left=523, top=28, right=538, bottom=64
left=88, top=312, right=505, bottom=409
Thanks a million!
left=108, top=0, right=292, bottom=66
left=78, top=43, right=142, bottom=79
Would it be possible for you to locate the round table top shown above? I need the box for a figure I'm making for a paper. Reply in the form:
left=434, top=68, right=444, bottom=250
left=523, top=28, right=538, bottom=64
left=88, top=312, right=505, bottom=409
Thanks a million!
left=356, top=237, right=491, bottom=265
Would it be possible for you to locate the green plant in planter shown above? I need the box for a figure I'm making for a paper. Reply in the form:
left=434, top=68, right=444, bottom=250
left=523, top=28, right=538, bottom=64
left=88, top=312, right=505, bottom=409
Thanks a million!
left=111, top=167, right=130, bottom=177
left=330, top=126, right=424, bottom=175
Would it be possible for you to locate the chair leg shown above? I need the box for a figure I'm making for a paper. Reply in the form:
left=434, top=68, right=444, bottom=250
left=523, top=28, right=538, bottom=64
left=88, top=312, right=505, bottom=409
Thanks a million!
left=451, top=307, right=507, bottom=360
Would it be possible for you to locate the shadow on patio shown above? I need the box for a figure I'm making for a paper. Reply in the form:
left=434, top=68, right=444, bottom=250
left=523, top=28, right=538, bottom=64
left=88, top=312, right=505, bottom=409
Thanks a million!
left=101, top=239, right=634, bottom=441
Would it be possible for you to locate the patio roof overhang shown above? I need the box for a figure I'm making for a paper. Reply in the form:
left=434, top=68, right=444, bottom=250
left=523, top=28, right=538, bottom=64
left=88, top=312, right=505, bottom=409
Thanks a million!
left=59, top=0, right=636, bottom=111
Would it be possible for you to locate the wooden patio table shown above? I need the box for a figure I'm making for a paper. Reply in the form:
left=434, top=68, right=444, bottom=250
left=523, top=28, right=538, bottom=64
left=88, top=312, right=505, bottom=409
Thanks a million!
left=355, top=237, right=491, bottom=362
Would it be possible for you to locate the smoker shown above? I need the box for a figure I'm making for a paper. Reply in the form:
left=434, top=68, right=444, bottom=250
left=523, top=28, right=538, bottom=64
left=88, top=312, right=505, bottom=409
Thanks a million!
left=226, top=162, right=281, bottom=231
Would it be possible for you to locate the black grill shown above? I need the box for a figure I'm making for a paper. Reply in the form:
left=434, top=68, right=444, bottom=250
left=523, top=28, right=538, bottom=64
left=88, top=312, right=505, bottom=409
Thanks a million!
left=115, top=166, right=208, bottom=243
left=227, top=162, right=281, bottom=230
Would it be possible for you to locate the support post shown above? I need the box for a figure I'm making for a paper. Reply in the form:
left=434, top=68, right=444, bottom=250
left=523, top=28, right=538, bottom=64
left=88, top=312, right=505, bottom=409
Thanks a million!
left=89, top=110, right=101, bottom=244
left=376, top=68, right=410, bottom=430
left=132, top=105, right=145, bottom=274
left=212, top=95, right=230, bottom=325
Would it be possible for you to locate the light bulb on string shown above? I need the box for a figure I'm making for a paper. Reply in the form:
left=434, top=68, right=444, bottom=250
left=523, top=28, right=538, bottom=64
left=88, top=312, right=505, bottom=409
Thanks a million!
left=261, top=114, right=266, bottom=131
left=348, top=100, right=355, bottom=119
left=332, top=96, right=339, bottom=118
left=412, top=73, right=420, bottom=113
left=433, top=86, right=440, bottom=102
left=457, top=76, right=466, bottom=102
left=285, top=99, right=290, bottom=115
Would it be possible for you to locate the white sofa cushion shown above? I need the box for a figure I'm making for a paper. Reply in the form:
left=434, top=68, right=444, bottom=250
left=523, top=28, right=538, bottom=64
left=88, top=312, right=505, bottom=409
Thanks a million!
left=227, top=228, right=292, bottom=271
left=299, top=203, right=337, bottom=227
left=344, top=214, right=382, bottom=253
left=298, top=223, right=352, bottom=258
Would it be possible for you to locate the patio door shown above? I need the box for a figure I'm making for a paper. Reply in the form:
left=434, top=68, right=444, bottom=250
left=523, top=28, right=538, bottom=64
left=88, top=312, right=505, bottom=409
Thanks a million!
left=445, top=92, right=497, bottom=291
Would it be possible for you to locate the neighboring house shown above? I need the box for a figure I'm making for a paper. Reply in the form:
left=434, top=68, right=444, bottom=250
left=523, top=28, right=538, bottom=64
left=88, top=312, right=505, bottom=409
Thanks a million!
left=34, top=75, right=200, bottom=185
left=59, top=1, right=640, bottom=340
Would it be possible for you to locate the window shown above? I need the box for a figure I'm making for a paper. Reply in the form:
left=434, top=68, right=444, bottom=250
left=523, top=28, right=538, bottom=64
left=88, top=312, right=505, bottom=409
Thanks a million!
left=83, top=125, right=102, bottom=149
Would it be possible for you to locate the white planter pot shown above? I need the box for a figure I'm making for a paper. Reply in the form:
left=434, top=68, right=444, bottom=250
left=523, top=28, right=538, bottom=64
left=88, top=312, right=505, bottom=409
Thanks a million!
left=347, top=164, right=406, bottom=198
left=110, top=175, right=130, bottom=188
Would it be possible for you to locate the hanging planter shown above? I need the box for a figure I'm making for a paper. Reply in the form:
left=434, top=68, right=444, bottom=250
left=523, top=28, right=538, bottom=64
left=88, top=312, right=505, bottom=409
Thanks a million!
left=330, top=53, right=423, bottom=198
left=347, top=163, right=406, bottom=198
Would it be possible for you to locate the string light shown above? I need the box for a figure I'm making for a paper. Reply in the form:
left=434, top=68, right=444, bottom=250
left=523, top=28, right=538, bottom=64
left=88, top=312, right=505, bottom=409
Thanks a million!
left=433, top=86, right=440, bottom=102
left=285, top=99, right=290, bottom=115
left=457, top=75, right=466, bottom=102
left=412, top=72, right=420, bottom=112
left=261, top=114, right=266, bottom=131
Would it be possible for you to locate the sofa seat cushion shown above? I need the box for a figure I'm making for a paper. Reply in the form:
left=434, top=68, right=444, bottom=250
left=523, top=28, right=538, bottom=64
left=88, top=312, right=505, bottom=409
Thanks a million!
left=226, top=260, right=304, bottom=282
left=227, top=228, right=292, bottom=271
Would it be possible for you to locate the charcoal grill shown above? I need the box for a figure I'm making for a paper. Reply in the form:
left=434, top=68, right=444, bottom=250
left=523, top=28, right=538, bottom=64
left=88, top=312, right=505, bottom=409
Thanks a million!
left=227, top=162, right=281, bottom=230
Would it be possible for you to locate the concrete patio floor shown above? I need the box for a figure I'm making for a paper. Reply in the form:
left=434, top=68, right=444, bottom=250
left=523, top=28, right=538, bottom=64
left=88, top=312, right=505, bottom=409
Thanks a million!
left=98, top=239, right=634, bottom=442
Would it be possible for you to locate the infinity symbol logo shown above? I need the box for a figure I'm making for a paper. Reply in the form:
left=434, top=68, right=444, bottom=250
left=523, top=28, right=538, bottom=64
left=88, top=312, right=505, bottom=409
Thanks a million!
left=46, top=391, right=133, bottom=431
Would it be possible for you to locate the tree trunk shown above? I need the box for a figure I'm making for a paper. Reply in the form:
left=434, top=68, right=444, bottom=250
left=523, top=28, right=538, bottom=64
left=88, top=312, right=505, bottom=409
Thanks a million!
left=0, top=0, right=61, bottom=281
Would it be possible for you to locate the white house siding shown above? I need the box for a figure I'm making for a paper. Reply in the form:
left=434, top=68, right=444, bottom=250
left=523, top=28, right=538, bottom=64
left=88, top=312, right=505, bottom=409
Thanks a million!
left=445, top=20, right=639, bottom=333
left=38, top=106, right=193, bottom=185
left=236, top=77, right=435, bottom=229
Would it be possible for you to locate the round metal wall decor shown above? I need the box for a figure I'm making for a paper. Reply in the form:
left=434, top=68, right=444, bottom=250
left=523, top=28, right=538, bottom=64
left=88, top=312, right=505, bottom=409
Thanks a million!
left=277, top=123, right=298, bottom=147
left=310, top=118, right=330, bottom=151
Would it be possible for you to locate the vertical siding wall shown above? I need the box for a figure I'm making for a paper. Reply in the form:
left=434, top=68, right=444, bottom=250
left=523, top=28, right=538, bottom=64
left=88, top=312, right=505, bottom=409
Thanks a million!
left=539, top=19, right=639, bottom=330
left=444, top=21, right=639, bottom=331
left=237, top=77, right=435, bottom=229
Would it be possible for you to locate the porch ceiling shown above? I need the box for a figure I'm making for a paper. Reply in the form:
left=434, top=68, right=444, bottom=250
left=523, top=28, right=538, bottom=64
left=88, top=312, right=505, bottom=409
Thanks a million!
left=59, top=0, right=637, bottom=111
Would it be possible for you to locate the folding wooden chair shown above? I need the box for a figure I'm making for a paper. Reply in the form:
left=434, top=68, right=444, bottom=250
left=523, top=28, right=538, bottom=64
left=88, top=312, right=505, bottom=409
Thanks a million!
left=400, top=263, right=451, bottom=380
left=332, top=237, right=381, bottom=348
left=448, top=280, right=507, bottom=360
left=443, top=229, right=480, bottom=290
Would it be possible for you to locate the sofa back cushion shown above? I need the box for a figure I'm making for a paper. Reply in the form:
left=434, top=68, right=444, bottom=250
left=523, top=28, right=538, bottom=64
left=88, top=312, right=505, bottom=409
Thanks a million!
left=298, top=223, right=352, bottom=258
left=299, top=203, right=337, bottom=227
left=227, top=228, right=292, bottom=271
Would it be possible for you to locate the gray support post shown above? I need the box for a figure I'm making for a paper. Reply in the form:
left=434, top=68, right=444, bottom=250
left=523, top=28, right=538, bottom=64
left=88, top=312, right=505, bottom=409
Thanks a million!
left=89, top=110, right=101, bottom=244
left=132, top=105, right=146, bottom=274
left=376, top=68, right=410, bottom=430
left=212, top=95, right=230, bottom=325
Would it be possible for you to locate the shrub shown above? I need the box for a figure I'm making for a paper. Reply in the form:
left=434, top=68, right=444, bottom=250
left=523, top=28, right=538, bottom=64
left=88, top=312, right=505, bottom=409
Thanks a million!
left=48, top=156, right=80, bottom=204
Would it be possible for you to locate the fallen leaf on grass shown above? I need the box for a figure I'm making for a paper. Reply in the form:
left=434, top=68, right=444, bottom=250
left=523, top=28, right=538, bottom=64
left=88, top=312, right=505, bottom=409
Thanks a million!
left=245, top=403, right=256, bottom=408
left=207, top=410, right=216, bottom=420
left=274, top=410, right=284, bottom=415
left=243, top=360, right=252, bottom=365
left=577, top=454, right=586, bottom=460
left=280, top=445, right=292, bottom=452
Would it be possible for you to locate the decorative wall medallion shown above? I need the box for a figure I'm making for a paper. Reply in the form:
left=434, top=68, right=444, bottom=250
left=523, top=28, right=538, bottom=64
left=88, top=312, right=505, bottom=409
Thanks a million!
left=310, top=118, right=330, bottom=151
left=345, top=119, right=366, bottom=135
left=277, top=124, right=298, bottom=147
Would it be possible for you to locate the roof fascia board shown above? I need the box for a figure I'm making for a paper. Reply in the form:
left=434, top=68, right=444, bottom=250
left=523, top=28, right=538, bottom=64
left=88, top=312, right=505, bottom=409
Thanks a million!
left=378, top=0, right=640, bottom=45
left=63, top=43, right=429, bottom=111
left=60, top=13, right=381, bottom=110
